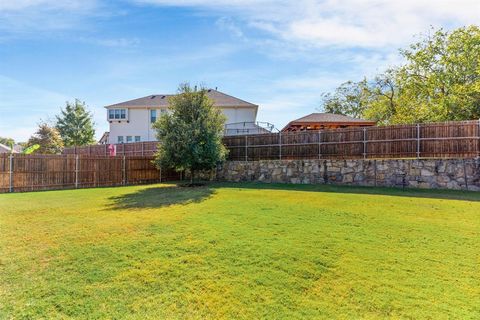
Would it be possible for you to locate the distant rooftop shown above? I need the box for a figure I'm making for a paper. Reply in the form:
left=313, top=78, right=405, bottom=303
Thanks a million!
left=0, top=143, right=22, bottom=154
left=105, top=89, right=257, bottom=108
left=282, top=113, right=376, bottom=131
left=292, top=113, right=375, bottom=123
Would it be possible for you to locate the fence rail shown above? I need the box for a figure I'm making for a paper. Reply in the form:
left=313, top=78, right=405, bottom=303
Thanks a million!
left=0, top=154, right=181, bottom=193
left=63, top=120, right=480, bottom=160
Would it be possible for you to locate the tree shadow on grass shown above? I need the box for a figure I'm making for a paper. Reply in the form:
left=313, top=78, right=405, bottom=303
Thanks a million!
left=211, top=182, right=480, bottom=202
left=107, top=185, right=215, bottom=210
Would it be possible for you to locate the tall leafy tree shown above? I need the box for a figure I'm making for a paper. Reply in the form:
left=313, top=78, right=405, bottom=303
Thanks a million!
left=27, top=123, right=64, bottom=154
left=153, top=84, right=227, bottom=184
left=56, top=99, right=96, bottom=147
left=396, top=26, right=480, bottom=122
left=321, top=25, right=480, bottom=125
left=321, top=79, right=372, bottom=118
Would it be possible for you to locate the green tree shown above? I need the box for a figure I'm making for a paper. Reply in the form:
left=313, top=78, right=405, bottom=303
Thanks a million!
left=153, top=84, right=227, bottom=184
left=396, top=26, right=480, bottom=122
left=321, top=79, right=372, bottom=118
left=56, top=99, right=96, bottom=147
left=0, top=137, right=15, bottom=146
left=321, top=25, right=480, bottom=125
left=27, top=123, right=64, bottom=154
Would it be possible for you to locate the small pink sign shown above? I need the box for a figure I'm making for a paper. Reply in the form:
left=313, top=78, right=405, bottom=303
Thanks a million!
left=108, top=144, right=116, bottom=156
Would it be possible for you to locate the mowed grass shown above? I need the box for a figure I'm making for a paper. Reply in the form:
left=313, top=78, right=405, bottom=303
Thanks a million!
left=1, top=183, right=479, bottom=319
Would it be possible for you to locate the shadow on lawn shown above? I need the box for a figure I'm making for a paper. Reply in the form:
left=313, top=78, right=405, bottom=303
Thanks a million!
left=107, top=185, right=214, bottom=210
left=213, top=182, right=480, bottom=202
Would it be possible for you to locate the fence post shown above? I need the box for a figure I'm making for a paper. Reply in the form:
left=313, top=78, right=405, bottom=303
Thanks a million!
left=279, top=132, right=282, bottom=160
left=363, top=127, right=367, bottom=159
left=122, top=156, right=126, bottom=185
left=93, top=159, right=97, bottom=187
left=478, top=119, right=480, bottom=158
left=75, top=155, right=79, bottom=188
left=416, top=124, right=421, bottom=159
left=8, top=153, right=13, bottom=193
left=245, top=135, right=248, bottom=162
left=318, top=130, right=322, bottom=159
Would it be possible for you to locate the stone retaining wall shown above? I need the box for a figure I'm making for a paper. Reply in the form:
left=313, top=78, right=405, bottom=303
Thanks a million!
left=216, top=159, right=480, bottom=191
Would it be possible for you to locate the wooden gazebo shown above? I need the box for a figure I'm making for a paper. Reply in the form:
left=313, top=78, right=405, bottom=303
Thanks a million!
left=281, top=113, right=376, bottom=132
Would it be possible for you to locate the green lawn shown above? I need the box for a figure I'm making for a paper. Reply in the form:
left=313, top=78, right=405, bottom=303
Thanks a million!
left=1, top=183, right=479, bottom=319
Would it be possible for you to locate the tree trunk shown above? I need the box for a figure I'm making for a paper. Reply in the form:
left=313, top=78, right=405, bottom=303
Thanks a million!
left=190, top=169, right=194, bottom=185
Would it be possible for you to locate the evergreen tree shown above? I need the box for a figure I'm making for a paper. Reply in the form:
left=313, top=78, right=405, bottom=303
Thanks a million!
left=56, top=99, right=96, bottom=147
left=153, top=84, right=227, bottom=184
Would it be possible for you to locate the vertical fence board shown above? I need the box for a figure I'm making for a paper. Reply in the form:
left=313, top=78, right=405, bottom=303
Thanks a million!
left=64, top=121, right=480, bottom=161
left=0, top=154, right=180, bottom=194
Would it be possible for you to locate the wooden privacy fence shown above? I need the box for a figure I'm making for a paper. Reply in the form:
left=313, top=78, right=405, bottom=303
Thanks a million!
left=225, top=120, right=480, bottom=160
left=0, top=154, right=181, bottom=193
left=63, top=142, right=159, bottom=156
left=64, top=120, right=480, bottom=160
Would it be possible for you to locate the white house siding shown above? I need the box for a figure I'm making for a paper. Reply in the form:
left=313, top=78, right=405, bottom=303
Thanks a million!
left=108, top=106, right=257, bottom=144
left=109, top=109, right=157, bottom=144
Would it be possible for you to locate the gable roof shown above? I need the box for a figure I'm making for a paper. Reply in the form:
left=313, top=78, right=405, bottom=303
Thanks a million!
left=0, top=143, right=23, bottom=154
left=105, top=89, right=257, bottom=109
left=290, top=113, right=375, bottom=124
left=0, top=143, right=13, bottom=153
left=0, top=143, right=9, bottom=153
left=282, top=113, right=376, bottom=131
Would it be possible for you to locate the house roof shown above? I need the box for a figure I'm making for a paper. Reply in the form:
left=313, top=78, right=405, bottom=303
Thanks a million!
left=98, top=132, right=109, bottom=144
left=0, top=143, right=9, bottom=153
left=0, top=143, right=19, bottom=153
left=291, top=113, right=375, bottom=123
left=0, top=143, right=23, bottom=153
left=282, top=113, right=376, bottom=131
left=105, top=89, right=258, bottom=109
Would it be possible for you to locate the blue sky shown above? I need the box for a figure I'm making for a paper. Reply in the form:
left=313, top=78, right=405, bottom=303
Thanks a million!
left=1, top=0, right=479, bottom=141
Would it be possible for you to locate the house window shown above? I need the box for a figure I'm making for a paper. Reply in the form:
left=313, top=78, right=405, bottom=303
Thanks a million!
left=117, top=136, right=124, bottom=143
left=150, top=110, right=157, bottom=123
left=108, top=109, right=127, bottom=120
left=135, top=136, right=141, bottom=142
left=160, top=109, right=167, bottom=115
left=126, top=136, right=133, bottom=143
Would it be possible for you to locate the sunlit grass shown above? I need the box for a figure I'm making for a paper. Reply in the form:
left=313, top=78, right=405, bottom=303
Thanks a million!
left=1, top=183, right=479, bottom=319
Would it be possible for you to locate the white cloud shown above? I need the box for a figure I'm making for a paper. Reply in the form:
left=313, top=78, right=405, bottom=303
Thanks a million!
left=0, top=0, right=96, bottom=11
left=78, top=37, right=141, bottom=48
left=0, top=0, right=98, bottom=33
left=135, top=0, right=480, bottom=48
left=5, top=0, right=477, bottom=47
left=216, top=17, right=245, bottom=39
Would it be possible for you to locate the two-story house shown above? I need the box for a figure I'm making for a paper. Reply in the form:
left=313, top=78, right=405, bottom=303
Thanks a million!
left=104, top=89, right=261, bottom=144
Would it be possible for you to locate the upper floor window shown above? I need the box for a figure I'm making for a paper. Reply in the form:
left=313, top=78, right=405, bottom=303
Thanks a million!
left=135, top=136, right=141, bottom=142
left=117, top=136, right=124, bottom=143
left=150, top=110, right=157, bottom=123
left=108, top=109, right=127, bottom=120
left=126, top=136, right=133, bottom=143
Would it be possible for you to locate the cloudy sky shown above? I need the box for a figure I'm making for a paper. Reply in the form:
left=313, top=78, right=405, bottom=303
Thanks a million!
left=1, top=0, right=479, bottom=141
